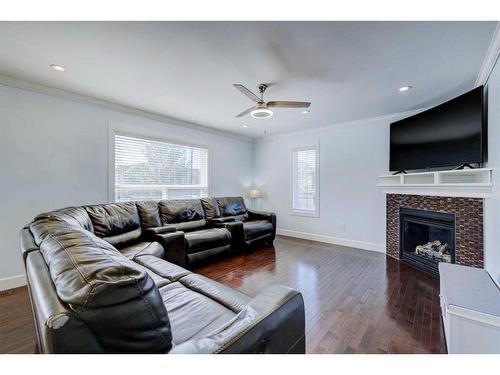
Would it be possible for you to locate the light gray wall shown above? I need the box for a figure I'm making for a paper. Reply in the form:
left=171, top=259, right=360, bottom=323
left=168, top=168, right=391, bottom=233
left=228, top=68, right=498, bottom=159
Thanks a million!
left=253, top=113, right=412, bottom=251
left=484, top=59, right=500, bottom=285
left=0, top=84, right=253, bottom=286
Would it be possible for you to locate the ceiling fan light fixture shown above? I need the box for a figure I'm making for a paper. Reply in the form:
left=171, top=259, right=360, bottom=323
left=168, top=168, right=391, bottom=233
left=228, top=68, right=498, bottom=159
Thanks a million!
left=50, top=64, right=66, bottom=72
left=233, top=83, right=310, bottom=118
left=398, top=85, right=412, bottom=92
left=250, top=108, right=273, bottom=119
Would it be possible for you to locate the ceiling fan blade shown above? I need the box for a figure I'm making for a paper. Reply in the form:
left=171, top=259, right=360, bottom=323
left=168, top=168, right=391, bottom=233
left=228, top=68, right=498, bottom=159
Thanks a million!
left=233, top=84, right=261, bottom=103
left=235, top=106, right=255, bottom=118
left=267, top=101, right=311, bottom=108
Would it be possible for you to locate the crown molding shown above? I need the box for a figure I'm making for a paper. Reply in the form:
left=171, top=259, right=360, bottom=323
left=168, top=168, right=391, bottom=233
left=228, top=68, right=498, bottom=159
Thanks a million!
left=0, top=74, right=252, bottom=143
left=476, top=22, right=500, bottom=87
left=256, top=107, right=426, bottom=143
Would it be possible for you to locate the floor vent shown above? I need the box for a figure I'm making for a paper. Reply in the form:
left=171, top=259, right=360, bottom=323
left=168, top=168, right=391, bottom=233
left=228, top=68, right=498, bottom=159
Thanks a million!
left=0, top=289, right=14, bottom=297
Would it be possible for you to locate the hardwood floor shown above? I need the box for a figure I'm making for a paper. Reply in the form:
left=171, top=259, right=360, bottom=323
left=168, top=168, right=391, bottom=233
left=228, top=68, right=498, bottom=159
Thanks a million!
left=0, top=235, right=446, bottom=354
left=0, top=287, right=37, bottom=353
left=195, top=236, right=446, bottom=354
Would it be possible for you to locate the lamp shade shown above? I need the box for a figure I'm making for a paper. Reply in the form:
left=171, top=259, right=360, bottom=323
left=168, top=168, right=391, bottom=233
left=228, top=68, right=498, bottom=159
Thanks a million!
left=248, top=189, right=262, bottom=199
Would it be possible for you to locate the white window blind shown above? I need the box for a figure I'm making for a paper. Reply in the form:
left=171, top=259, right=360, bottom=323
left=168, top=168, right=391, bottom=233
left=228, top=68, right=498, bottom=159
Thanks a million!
left=292, top=146, right=319, bottom=216
left=114, top=134, right=209, bottom=202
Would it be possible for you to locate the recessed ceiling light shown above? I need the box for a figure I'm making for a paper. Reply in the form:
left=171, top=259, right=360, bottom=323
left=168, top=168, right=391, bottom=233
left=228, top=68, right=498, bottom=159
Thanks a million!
left=302, top=110, right=310, bottom=114
left=398, top=85, right=412, bottom=92
left=242, top=125, right=248, bottom=128
left=50, top=64, right=66, bottom=72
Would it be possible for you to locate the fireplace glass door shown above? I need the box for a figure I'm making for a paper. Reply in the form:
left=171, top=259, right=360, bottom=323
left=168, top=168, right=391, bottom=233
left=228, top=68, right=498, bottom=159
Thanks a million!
left=399, top=208, right=455, bottom=277
left=403, top=221, right=453, bottom=263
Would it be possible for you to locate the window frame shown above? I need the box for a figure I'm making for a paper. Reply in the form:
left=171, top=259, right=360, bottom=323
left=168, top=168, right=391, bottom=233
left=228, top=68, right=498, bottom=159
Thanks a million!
left=108, top=126, right=212, bottom=203
left=290, top=143, right=320, bottom=218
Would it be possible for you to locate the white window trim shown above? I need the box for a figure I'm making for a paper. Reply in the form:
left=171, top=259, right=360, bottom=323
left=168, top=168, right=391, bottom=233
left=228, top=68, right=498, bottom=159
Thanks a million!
left=108, top=123, right=212, bottom=203
left=290, top=142, right=320, bottom=218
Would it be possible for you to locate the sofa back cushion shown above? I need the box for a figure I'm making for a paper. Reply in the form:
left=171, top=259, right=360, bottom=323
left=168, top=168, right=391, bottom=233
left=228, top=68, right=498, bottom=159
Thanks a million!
left=159, top=199, right=206, bottom=231
left=201, top=197, right=221, bottom=220
left=85, top=203, right=141, bottom=247
left=136, top=201, right=162, bottom=229
left=30, top=206, right=94, bottom=246
left=39, top=228, right=172, bottom=353
left=216, top=197, right=248, bottom=220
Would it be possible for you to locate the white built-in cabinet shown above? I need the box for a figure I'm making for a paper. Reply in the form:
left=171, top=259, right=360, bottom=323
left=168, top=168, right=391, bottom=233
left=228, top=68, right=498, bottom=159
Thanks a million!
left=439, top=263, right=500, bottom=353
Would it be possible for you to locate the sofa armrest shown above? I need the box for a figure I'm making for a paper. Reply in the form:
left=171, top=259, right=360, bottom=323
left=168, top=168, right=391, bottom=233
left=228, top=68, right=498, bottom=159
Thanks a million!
left=169, top=285, right=305, bottom=354
left=209, top=217, right=236, bottom=224
left=143, top=225, right=177, bottom=241
left=209, top=220, right=243, bottom=230
left=155, top=231, right=187, bottom=267
left=209, top=220, right=244, bottom=252
left=247, top=210, right=277, bottom=241
left=247, top=209, right=274, bottom=221
left=26, top=251, right=105, bottom=353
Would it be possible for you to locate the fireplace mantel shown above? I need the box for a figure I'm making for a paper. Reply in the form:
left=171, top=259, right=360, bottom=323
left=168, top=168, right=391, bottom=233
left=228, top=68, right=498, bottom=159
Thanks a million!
left=377, top=168, right=492, bottom=198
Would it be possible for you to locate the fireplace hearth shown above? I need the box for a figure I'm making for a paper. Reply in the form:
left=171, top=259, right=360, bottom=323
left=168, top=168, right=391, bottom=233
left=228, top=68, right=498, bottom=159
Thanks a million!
left=399, top=208, right=455, bottom=277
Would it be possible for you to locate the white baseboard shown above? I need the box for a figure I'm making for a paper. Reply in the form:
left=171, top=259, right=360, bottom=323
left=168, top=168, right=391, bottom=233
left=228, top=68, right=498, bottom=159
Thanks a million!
left=0, top=274, right=26, bottom=291
left=276, top=229, right=386, bottom=253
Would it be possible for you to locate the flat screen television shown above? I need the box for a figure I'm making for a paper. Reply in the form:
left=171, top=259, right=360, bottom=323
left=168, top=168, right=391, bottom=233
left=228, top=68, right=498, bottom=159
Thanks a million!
left=389, top=86, right=487, bottom=172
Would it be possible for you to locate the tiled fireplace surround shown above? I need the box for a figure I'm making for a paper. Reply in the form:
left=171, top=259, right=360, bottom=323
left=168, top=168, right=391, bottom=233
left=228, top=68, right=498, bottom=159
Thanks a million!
left=386, top=194, right=484, bottom=268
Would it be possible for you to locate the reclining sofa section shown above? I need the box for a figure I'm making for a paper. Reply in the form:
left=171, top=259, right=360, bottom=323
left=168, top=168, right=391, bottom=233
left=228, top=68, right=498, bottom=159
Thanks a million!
left=19, top=197, right=304, bottom=354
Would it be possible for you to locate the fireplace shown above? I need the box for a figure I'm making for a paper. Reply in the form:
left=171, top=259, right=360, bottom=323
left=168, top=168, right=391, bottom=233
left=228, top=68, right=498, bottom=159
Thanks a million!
left=399, top=208, right=455, bottom=277
left=386, top=194, right=484, bottom=274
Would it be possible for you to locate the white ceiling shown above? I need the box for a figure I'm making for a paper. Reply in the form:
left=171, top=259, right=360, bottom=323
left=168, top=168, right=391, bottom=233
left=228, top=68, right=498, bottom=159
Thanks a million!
left=0, top=21, right=496, bottom=138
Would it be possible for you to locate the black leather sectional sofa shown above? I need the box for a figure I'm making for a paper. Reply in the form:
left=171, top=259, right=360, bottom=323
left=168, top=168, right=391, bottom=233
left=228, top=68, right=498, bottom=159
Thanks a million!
left=19, top=197, right=305, bottom=354
left=139, top=196, right=277, bottom=268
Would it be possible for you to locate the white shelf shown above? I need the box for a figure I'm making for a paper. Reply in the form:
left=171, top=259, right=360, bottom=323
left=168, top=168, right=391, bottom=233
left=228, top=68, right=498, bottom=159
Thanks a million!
left=377, top=168, right=492, bottom=198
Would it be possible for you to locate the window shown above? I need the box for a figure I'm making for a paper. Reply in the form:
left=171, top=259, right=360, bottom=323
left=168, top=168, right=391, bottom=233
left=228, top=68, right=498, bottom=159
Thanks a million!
left=114, top=134, right=209, bottom=202
left=292, top=145, right=319, bottom=216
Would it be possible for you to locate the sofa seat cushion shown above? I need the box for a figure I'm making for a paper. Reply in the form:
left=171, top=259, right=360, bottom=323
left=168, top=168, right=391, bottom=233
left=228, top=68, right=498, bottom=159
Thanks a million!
left=179, top=274, right=250, bottom=313
left=243, top=220, right=274, bottom=240
left=133, top=263, right=171, bottom=288
left=159, top=282, right=236, bottom=345
left=133, top=254, right=191, bottom=282
left=184, top=228, right=231, bottom=253
left=119, top=241, right=164, bottom=260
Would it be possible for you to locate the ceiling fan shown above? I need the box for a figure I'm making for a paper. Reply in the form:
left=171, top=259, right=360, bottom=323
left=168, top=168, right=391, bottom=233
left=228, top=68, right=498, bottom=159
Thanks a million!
left=233, top=83, right=311, bottom=119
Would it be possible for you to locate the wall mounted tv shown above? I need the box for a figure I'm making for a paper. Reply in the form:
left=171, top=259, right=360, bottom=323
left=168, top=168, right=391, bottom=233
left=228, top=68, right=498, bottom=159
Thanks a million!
left=389, top=86, right=487, bottom=172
